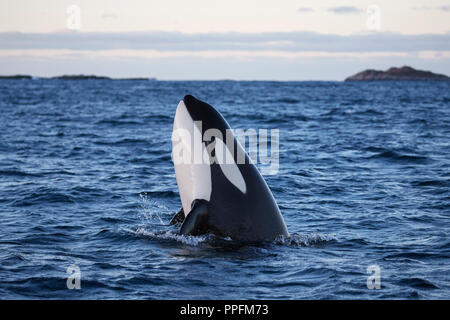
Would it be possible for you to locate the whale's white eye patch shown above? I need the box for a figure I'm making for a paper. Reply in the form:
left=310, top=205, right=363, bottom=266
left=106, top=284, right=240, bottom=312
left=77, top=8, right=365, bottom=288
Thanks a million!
left=214, top=137, right=247, bottom=194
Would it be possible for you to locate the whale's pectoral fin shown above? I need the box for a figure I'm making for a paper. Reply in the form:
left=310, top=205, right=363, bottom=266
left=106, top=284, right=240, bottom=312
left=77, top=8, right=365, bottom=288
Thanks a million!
left=169, top=207, right=185, bottom=225
left=180, top=199, right=210, bottom=236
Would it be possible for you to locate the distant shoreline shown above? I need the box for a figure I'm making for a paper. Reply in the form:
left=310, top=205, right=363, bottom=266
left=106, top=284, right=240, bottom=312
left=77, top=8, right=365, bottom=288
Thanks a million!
left=0, top=74, right=156, bottom=81
left=1, top=71, right=450, bottom=82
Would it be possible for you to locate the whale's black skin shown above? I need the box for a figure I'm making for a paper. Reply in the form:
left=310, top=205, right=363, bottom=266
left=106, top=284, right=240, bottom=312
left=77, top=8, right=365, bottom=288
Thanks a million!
left=173, top=95, right=289, bottom=242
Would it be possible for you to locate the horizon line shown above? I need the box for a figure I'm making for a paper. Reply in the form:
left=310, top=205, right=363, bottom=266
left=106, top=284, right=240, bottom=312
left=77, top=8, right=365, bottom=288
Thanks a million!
left=0, top=75, right=347, bottom=82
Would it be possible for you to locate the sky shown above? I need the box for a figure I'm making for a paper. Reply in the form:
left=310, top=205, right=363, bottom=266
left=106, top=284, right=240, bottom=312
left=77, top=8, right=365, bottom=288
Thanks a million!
left=0, top=0, right=449, bottom=80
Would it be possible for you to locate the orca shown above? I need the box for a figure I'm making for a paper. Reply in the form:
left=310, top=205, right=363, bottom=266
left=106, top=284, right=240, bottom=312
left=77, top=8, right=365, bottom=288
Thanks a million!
left=170, top=95, right=289, bottom=242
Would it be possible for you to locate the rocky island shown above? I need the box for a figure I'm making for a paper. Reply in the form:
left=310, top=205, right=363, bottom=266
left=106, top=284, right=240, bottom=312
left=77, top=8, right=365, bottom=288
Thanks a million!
left=53, top=74, right=111, bottom=80
left=0, top=75, right=32, bottom=79
left=345, top=66, right=449, bottom=81
left=0, top=74, right=157, bottom=80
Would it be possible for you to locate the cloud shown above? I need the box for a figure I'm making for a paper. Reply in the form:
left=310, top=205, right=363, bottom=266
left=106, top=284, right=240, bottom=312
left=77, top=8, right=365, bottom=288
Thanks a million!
left=411, top=6, right=433, bottom=11
left=101, top=13, right=118, bottom=19
left=327, top=6, right=363, bottom=14
left=297, top=7, right=314, bottom=13
left=1, top=31, right=449, bottom=53
left=412, top=5, right=450, bottom=12
left=0, top=49, right=419, bottom=59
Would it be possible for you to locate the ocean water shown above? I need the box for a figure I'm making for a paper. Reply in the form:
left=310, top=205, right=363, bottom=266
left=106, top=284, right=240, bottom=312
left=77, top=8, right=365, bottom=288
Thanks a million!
left=0, top=79, right=449, bottom=299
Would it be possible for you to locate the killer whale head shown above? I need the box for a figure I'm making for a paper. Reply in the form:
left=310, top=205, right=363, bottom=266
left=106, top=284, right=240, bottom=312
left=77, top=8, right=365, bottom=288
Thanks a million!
left=171, top=95, right=289, bottom=242
left=180, top=94, right=231, bottom=136
left=172, top=95, right=248, bottom=216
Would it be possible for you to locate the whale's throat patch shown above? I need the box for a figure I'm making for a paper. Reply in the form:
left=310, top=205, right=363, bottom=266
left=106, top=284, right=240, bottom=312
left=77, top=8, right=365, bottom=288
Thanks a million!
left=172, top=100, right=212, bottom=216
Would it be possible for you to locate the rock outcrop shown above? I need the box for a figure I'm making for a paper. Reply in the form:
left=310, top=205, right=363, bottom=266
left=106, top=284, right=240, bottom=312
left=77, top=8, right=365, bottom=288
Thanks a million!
left=53, top=75, right=111, bottom=80
left=345, top=66, right=449, bottom=81
left=0, top=75, right=32, bottom=79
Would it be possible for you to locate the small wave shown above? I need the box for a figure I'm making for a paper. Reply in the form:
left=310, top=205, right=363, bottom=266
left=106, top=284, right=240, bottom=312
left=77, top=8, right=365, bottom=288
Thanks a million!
left=397, top=277, right=439, bottom=290
left=93, top=138, right=149, bottom=146
left=45, top=170, right=76, bottom=176
left=321, top=107, right=385, bottom=117
left=274, top=233, right=336, bottom=247
left=144, top=114, right=173, bottom=121
left=134, top=228, right=211, bottom=246
left=335, top=238, right=369, bottom=247
left=266, top=114, right=308, bottom=123
left=383, top=252, right=446, bottom=261
left=139, top=190, right=177, bottom=199
left=411, top=179, right=449, bottom=188
left=133, top=228, right=337, bottom=249
left=321, top=107, right=342, bottom=116
left=271, top=98, right=301, bottom=104
left=368, top=150, right=428, bottom=163
left=436, top=240, right=450, bottom=250
left=12, top=191, right=76, bottom=207
left=0, top=169, right=42, bottom=177
left=353, top=109, right=385, bottom=116
left=239, top=112, right=308, bottom=123
left=96, top=119, right=143, bottom=126
left=1, top=276, right=123, bottom=297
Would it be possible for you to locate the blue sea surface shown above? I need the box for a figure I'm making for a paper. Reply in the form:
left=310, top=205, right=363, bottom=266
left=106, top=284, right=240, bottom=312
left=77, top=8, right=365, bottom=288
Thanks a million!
left=0, top=79, right=449, bottom=299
